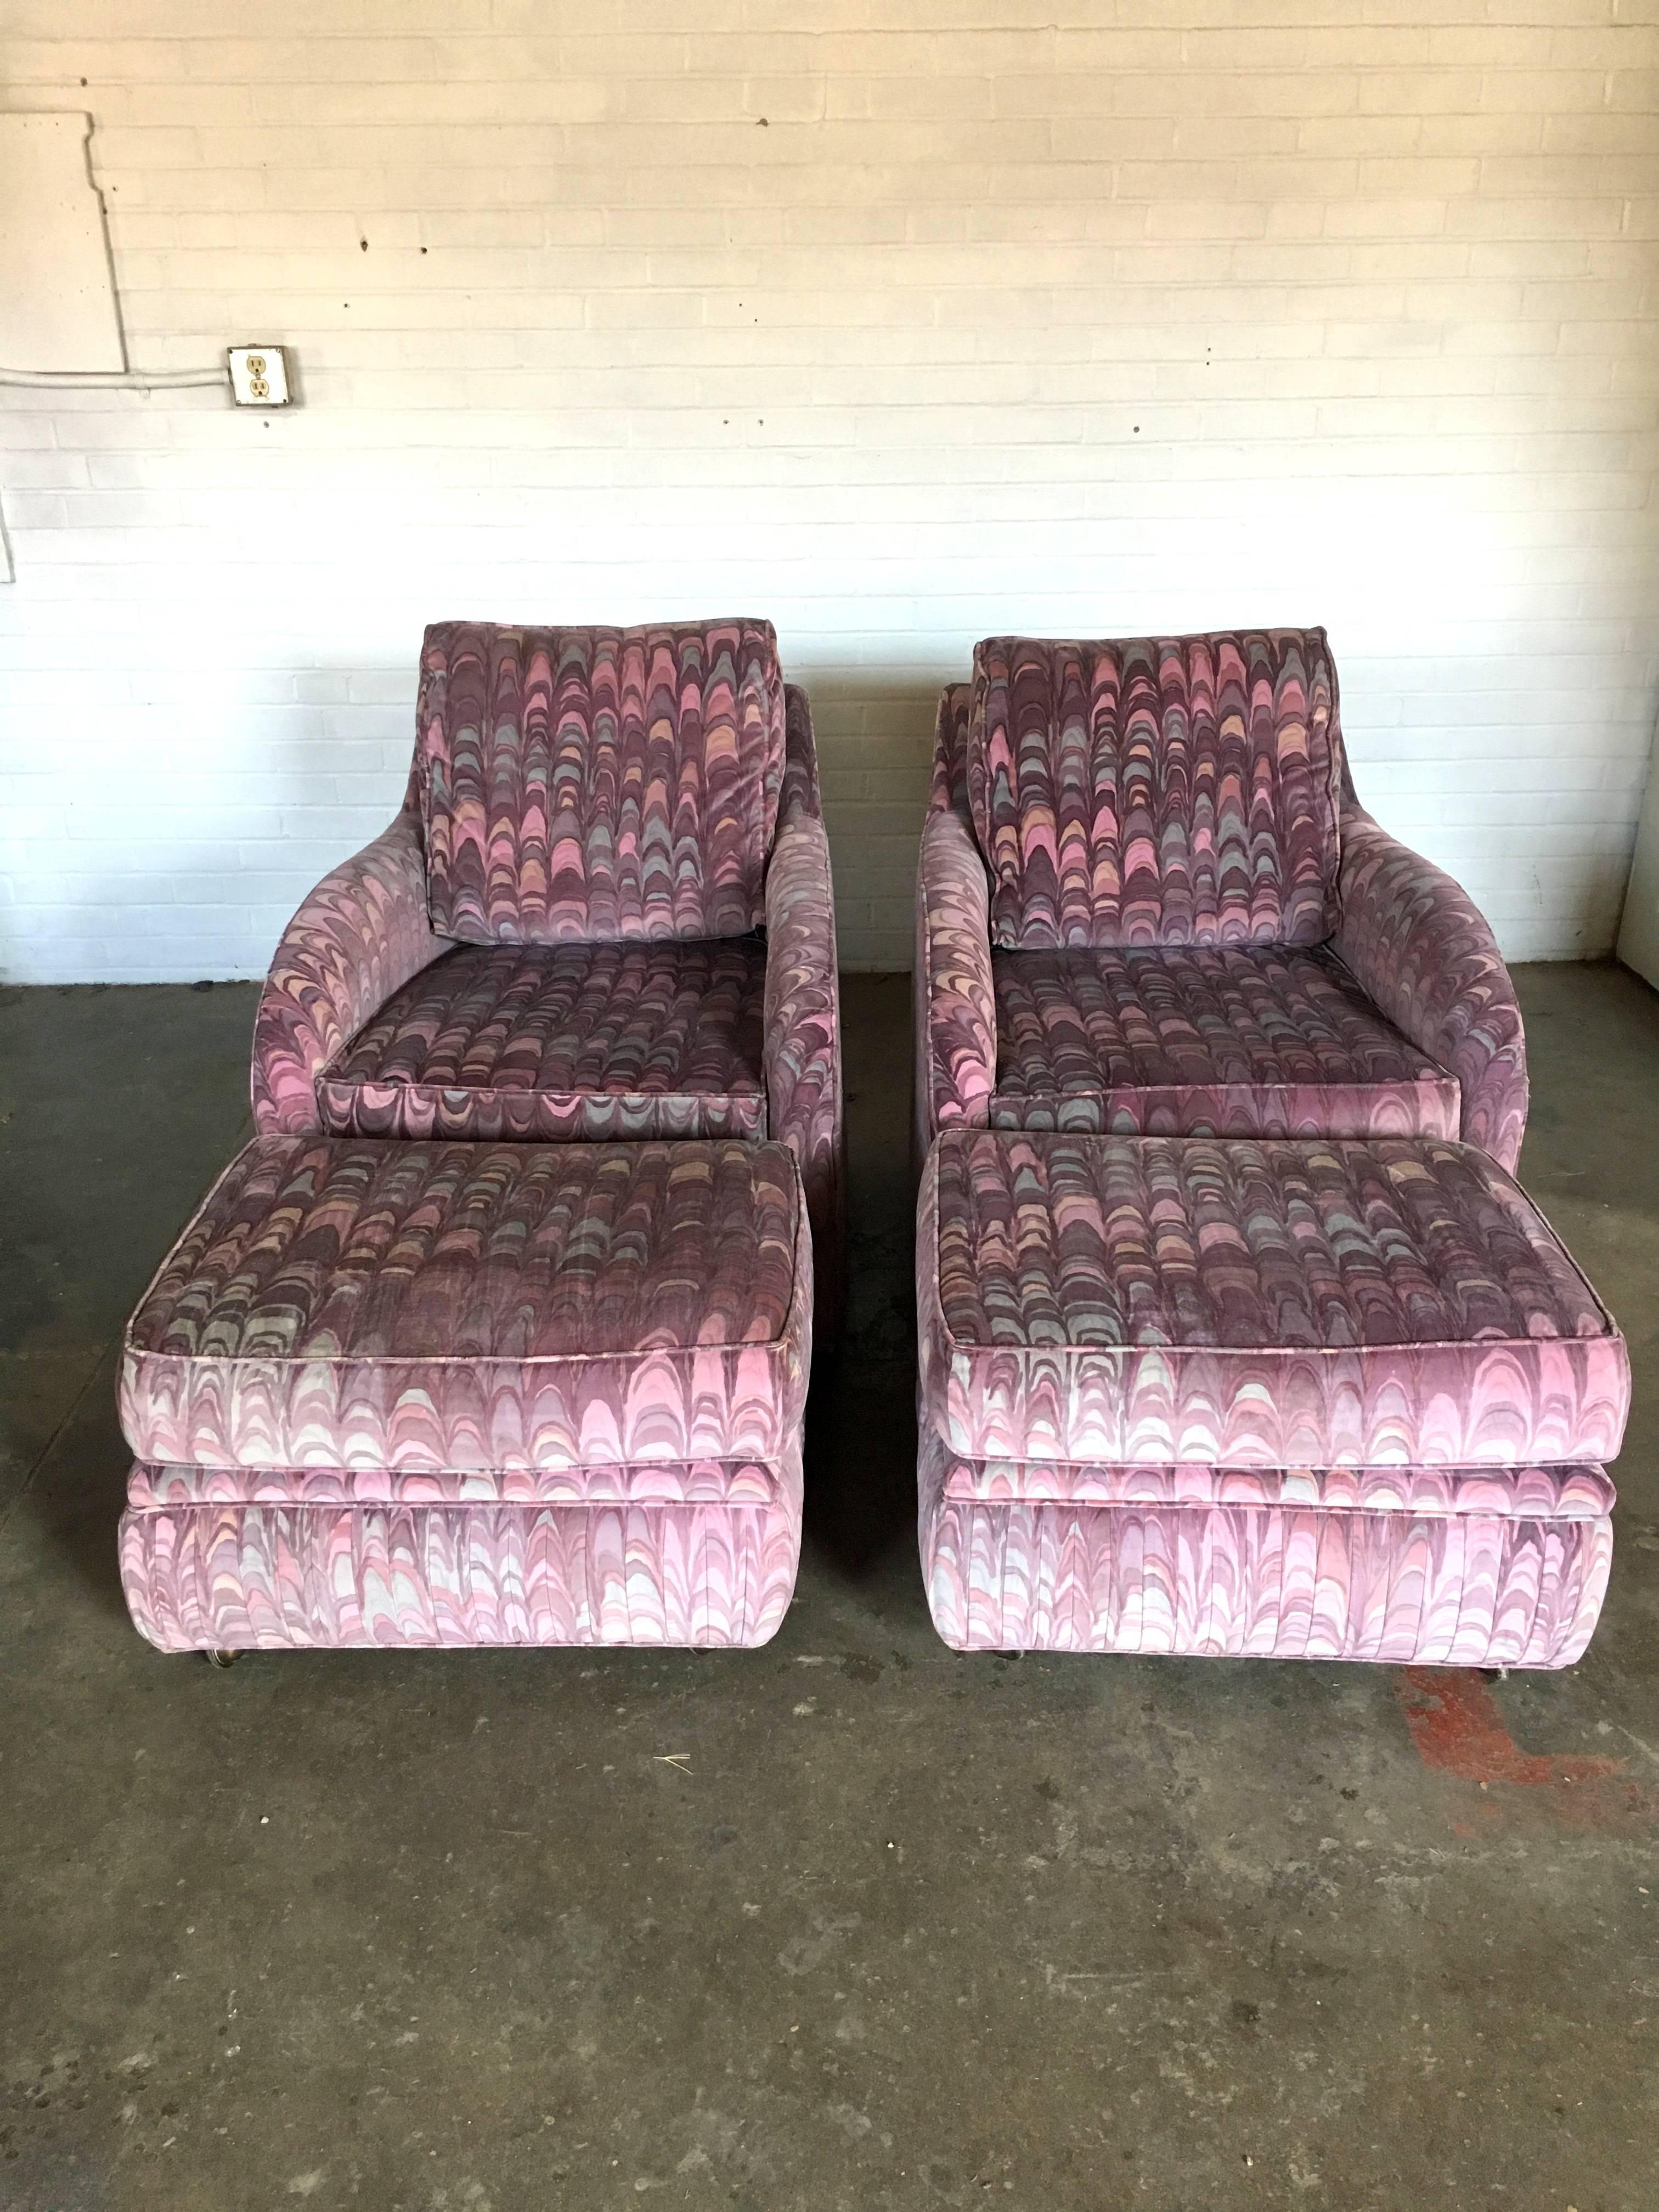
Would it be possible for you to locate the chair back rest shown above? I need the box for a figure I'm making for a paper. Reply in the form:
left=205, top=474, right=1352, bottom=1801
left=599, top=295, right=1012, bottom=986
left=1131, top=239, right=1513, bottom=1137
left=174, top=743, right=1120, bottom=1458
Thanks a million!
left=967, top=629, right=1343, bottom=950
left=417, top=619, right=785, bottom=944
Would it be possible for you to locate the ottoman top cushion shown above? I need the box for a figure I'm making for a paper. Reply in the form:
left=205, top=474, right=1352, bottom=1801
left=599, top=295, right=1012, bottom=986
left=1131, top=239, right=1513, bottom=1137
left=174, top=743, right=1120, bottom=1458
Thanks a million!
left=122, top=1136, right=809, bottom=1470
left=919, top=1131, right=1627, bottom=1468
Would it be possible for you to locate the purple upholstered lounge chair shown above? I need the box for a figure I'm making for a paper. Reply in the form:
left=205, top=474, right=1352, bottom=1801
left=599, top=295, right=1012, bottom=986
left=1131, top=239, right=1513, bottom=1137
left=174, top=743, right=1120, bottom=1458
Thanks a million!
left=252, top=619, right=845, bottom=1340
left=914, top=629, right=1527, bottom=1176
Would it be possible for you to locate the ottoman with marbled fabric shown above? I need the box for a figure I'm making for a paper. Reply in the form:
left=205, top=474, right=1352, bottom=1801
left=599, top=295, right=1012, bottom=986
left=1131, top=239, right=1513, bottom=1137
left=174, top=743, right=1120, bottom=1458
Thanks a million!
left=916, top=1130, right=1628, bottom=1665
left=119, top=1136, right=811, bottom=1650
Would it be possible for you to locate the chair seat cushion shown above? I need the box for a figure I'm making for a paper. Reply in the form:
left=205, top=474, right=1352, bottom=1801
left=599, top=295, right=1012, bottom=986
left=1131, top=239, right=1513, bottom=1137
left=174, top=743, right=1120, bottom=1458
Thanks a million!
left=121, top=1136, right=810, bottom=1471
left=917, top=1131, right=1628, bottom=1468
left=318, top=938, right=767, bottom=1143
left=989, top=942, right=1460, bottom=1141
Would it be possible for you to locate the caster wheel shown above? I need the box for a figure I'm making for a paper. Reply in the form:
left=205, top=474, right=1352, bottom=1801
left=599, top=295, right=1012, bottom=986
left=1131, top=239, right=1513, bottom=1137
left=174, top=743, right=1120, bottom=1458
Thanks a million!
left=205, top=1649, right=239, bottom=1669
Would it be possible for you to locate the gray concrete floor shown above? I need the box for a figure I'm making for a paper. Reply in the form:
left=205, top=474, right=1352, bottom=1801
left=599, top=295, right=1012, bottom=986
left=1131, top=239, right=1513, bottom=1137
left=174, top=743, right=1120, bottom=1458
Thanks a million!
left=2, top=966, right=1656, bottom=2212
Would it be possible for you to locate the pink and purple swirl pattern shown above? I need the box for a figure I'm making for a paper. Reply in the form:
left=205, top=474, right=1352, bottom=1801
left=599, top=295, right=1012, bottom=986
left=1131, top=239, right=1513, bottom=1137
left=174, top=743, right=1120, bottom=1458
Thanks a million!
left=912, top=687, right=997, bottom=1170
left=968, top=630, right=1343, bottom=953
left=918, top=1132, right=1629, bottom=1469
left=988, top=940, right=1460, bottom=1141
left=121, top=1489, right=801, bottom=1650
left=935, top=1453, right=1615, bottom=1517
left=417, top=620, right=785, bottom=946
left=251, top=793, right=453, bottom=1136
left=315, top=935, right=768, bottom=1143
left=913, top=650, right=1530, bottom=1177
left=122, top=1137, right=812, bottom=1472
left=1333, top=793, right=1529, bottom=1175
left=918, top=1435, right=1612, bottom=1666
left=912, top=636, right=1570, bottom=1662
left=127, top=1453, right=793, bottom=1506
left=764, top=685, right=847, bottom=1340
left=253, top=630, right=842, bottom=1362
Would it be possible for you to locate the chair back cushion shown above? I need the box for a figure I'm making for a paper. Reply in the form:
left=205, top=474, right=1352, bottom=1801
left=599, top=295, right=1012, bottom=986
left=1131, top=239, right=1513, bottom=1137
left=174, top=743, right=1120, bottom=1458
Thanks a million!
left=967, top=629, right=1344, bottom=950
left=418, top=620, right=785, bottom=944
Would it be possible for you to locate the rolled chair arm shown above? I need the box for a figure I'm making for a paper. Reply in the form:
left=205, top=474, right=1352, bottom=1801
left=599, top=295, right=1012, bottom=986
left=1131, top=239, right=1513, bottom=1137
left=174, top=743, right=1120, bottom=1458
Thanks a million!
left=913, top=797, right=997, bottom=1171
left=764, top=686, right=846, bottom=1344
left=251, top=802, right=452, bottom=1133
left=1332, top=799, right=1528, bottom=1174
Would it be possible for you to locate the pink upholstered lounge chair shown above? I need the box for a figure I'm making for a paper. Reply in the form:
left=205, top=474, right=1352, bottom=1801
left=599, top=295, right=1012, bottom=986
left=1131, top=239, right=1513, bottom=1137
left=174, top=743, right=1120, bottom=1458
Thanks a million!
left=914, top=629, right=1527, bottom=1177
left=252, top=619, right=845, bottom=1340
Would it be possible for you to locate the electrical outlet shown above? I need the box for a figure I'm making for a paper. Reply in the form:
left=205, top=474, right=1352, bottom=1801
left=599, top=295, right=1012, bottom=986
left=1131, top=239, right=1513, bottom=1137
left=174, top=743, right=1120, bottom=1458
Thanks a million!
left=227, top=345, right=291, bottom=407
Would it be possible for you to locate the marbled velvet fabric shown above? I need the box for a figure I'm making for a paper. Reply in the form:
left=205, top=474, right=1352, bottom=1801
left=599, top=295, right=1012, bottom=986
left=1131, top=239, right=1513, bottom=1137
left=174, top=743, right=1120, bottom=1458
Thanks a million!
left=128, top=1453, right=794, bottom=1508
left=918, top=1132, right=1628, bottom=1469
left=765, top=685, right=847, bottom=1340
left=316, top=936, right=766, bottom=1143
left=913, top=685, right=996, bottom=1169
left=418, top=620, right=785, bottom=945
left=250, top=646, right=843, bottom=1361
left=251, top=793, right=453, bottom=1136
left=1335, top=795, right=1528, bottom=1175
left=918, top=1434, right=1612, bottom=1665
left=968, top=630, right=1342, bottom=952
left=936, top=1454, right=1616, bottom=1517
left=916, top=652, right=1570, bottom=1665
left=122, top=1137, right=811, bottom=1472
left=121, top=1489, right=801, bottom=1650
left=913, top=656, right=1531, bottom=1179
left=989, top=941, right=1459, bottom=1141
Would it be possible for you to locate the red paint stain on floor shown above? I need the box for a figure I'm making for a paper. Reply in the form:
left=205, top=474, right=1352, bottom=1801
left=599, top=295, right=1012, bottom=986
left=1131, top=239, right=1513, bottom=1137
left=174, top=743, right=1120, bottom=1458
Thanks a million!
left=1398, top=1669, right=1656, bottom=1833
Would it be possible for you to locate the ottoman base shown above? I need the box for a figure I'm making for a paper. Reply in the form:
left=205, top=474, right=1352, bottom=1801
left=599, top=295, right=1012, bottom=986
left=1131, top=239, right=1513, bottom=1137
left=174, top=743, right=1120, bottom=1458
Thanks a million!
left=122, top=1481, right=800, bottom=1651
left=117, top=1135, right=815, bottom=1656
left=919, top=1441, right=1613, bottom=1667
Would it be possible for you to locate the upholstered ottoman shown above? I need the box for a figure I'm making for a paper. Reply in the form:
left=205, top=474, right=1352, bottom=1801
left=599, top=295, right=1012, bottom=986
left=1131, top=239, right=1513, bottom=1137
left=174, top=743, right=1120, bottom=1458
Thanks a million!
left=119, top=1136, right=811, bottom=1650
left=917, top=1131, right=1628, bottom=1665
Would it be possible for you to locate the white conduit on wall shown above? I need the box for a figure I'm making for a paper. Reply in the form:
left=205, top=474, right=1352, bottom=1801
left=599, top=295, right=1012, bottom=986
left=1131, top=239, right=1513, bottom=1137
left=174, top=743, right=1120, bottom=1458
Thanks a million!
left=0, top=366, right=223, bottom=388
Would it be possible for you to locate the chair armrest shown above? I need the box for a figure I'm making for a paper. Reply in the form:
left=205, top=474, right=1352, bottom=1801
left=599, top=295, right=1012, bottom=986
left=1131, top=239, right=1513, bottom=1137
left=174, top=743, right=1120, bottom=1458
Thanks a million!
left=251, top=803, right=452, bottom=1133
left=913, top=795, right=996, bottom=1169
left=930, top=680, right=973, bottom=812
left=765, top=686, right=846, bottom=1340
left=1332, top=800, right=1527, bottom=1173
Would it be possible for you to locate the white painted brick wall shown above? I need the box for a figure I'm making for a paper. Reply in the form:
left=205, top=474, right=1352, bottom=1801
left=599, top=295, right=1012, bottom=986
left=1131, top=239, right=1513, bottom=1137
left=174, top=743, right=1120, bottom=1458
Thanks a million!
left=1, top=1, right=1656, bottom=980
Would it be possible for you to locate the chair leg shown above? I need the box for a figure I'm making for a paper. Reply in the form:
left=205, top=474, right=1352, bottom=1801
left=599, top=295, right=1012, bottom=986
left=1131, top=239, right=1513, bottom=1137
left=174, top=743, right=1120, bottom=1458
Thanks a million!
left=204, top=1649, right=239, bottom=1669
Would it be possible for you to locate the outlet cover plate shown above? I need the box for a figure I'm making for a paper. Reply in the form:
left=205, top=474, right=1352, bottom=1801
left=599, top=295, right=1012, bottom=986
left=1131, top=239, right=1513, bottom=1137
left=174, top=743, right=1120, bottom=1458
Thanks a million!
left=227, top=345, right=291, bottom=406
